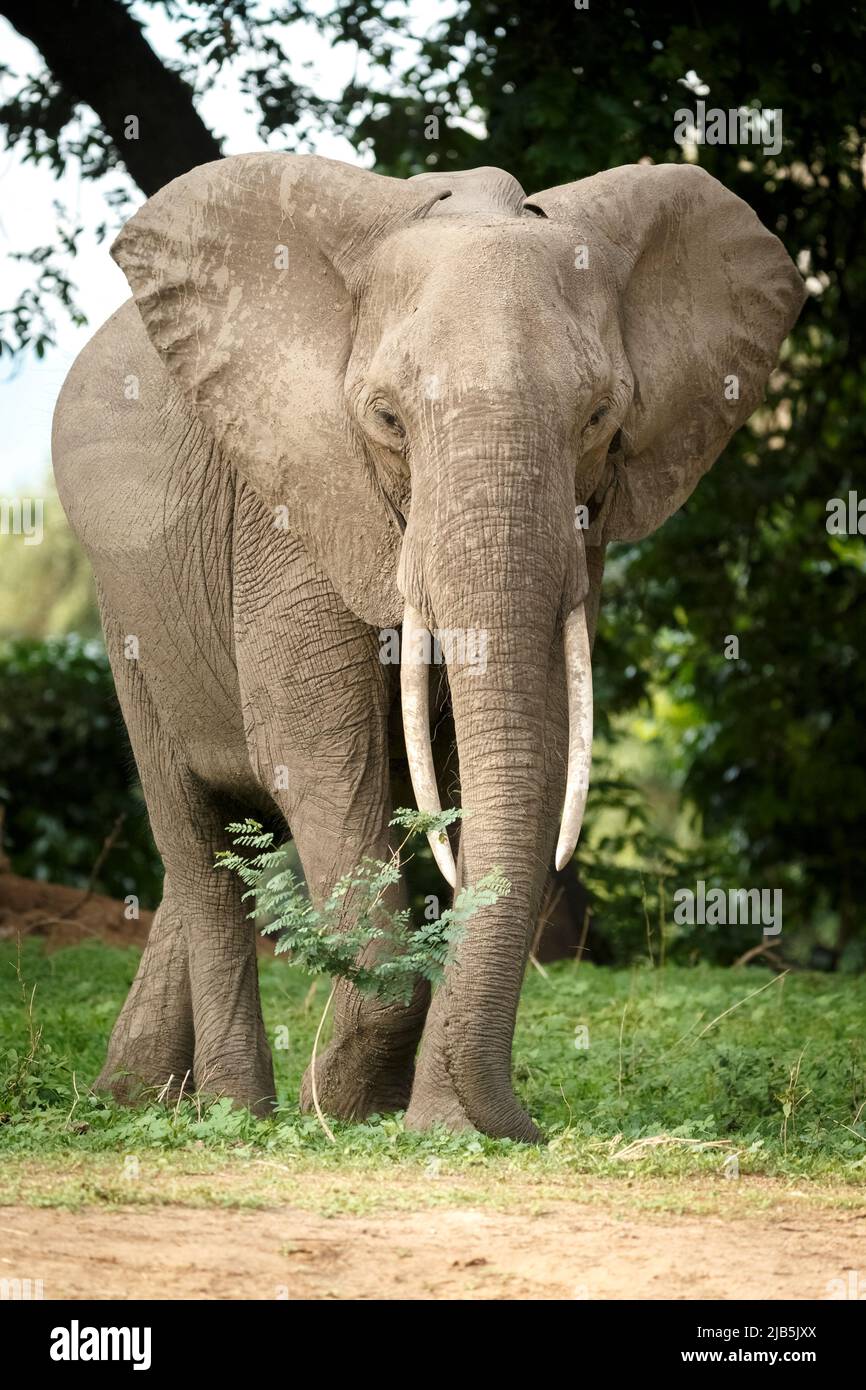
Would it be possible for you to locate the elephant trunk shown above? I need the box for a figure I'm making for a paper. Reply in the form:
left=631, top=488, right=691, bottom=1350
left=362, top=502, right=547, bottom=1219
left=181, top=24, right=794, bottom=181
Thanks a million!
left=398, top=454, right=592, bottom=1140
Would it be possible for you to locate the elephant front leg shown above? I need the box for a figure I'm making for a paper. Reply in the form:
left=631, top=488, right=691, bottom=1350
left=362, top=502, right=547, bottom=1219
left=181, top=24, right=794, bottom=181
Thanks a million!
left=235, top=521, right=429, bottom=1121
left=297, top=921, right=430, bottom=1122
left=249, top=716, right=430, bottom=1122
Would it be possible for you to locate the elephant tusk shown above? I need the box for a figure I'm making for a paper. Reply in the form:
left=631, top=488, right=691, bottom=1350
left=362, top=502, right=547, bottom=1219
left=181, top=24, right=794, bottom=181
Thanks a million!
left=554, top=604, right=594, bottom=872
left=400, top=603, right=458, bottom=888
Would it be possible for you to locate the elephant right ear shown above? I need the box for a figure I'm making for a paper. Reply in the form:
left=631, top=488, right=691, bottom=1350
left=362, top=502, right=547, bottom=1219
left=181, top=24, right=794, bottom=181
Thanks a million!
left=112, top=152, right=448, bottom=626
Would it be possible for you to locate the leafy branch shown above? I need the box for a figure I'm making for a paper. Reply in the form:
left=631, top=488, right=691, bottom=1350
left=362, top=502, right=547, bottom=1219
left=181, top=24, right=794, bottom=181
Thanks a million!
left=215, top=808, right=509, bottom=1140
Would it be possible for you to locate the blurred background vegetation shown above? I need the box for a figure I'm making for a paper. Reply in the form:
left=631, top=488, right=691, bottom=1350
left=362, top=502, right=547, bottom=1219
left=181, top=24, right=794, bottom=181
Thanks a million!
left=0, top=1, right=863, bottom=968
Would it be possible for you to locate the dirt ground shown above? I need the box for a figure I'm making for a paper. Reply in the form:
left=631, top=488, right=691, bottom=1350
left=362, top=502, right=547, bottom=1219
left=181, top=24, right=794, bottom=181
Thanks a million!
left=0, top=872, right=275, bottom=954
left=0, top=872, right=152, bottom=951
left=2, top=1192, right=864, bottom=1300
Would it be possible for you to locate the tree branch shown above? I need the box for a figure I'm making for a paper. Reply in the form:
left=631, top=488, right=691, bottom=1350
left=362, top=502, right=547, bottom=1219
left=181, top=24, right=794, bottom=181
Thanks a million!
left=0, top=0, right=222, bottom=194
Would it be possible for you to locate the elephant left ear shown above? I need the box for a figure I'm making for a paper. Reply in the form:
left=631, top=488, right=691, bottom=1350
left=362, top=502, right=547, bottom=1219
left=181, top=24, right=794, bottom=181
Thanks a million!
left=527, top=163, right=807, bottom=542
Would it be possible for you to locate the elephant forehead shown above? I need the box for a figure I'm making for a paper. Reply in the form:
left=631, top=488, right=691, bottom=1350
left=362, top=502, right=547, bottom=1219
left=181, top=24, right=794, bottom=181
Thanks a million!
left=359, top=223, right=618, bottom=395
left=408, top=166, right=527, bottom=217
left=369, top=217, right=609, bottom=309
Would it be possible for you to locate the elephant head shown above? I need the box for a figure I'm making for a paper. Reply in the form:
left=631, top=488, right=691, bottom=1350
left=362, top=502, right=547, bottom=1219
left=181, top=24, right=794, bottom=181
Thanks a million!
left=113, top=154, right=805, bottom=1139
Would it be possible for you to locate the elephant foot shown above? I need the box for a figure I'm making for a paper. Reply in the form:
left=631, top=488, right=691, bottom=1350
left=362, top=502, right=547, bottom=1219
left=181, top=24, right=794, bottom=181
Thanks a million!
left=299, top=1036, right=414, bottom=1121
left=405, top=1072, right=540, bottom=1141
left=192, top=1039, right=277, bottom=1118
left=96, top=1050, right=277, bottom=1117
left=299, top=976, right=429, bottom=1121
left=404, top=997, right=474, bottom=1134
left=94, top=1063, right=193, bottom=1108
left=406, top=993, right=542, bottom=1142
left=403, top=1086, right=473, bottom=1134
left=95, top=1008, right=196, bottom=1107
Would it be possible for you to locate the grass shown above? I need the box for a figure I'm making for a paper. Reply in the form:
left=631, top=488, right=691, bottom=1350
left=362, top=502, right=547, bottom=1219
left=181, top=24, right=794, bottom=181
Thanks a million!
left=1, top=938, right=866, bottom=1210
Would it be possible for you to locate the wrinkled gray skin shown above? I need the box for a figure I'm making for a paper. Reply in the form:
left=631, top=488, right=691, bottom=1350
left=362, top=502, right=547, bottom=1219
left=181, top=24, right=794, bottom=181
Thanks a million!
left=53, top=157, right=804, bottom=1141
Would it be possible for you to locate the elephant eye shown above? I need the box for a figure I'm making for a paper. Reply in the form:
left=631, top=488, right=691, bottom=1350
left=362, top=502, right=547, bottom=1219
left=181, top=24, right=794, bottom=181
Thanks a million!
left=375, top=406, right=404, bottom=437
left=586, top=403, right=609, bottom=430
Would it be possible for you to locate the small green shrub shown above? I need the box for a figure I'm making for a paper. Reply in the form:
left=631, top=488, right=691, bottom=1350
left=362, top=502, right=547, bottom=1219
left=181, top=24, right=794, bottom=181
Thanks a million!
left=215, top=809, right=509, bottom=1006
left=0, top=636, right=163, bottom=904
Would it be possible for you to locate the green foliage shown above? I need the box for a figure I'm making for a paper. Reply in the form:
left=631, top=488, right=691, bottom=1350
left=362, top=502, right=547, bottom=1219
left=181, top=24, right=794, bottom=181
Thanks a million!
left=215, top=811, right=508, bottom=1005
left=0, top=483, right=100, bottom=639
left=0, top=636, right=162, bottom=904
left=1, top=939, right=865, bottom=1184
left=1, top=213, right=89, bottom=359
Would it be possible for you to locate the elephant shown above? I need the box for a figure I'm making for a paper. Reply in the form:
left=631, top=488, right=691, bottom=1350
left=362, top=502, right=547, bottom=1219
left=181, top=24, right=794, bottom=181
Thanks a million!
left=53, top=154, right=805, bottom=1142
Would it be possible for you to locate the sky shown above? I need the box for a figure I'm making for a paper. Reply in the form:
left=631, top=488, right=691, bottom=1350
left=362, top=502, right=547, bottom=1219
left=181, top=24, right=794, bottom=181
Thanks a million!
left=0, top=2, right=446, bottom=492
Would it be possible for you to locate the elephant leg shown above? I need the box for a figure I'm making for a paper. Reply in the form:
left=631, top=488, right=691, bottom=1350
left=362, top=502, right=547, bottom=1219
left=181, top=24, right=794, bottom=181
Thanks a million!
left=402, top=985, right=473, bottom=1132
left=250, top=719, right=430, bottom=1122
left=96, top=890, right=194, bottom=1104
left=234, top=513, right=429, bottom=1120
left=180, top=795, right=274, bottom=1113
left=401, top=730, right=472, bottom=1133
left=298, top=921, right=430, bottom=1121
left=94, top=603, right=194, bottom=1103
left=95, top=600, right=275, bottom=1114
left=102, top=763, right=274, bottom=1113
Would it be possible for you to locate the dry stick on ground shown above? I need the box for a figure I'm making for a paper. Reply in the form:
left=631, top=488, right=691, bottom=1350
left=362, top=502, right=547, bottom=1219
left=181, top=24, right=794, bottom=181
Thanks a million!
left=64, top=1071, right=82, bottom=1131
left=732, top=940, right=786, bottom=970
left=641, top=873, right=654, bottom=968
left=611, top=1134, right=733, bottom=1163
left=14, top=936, right=42, bottom=1068
left=558, top=1081, right=574, bottom=1131
left=779, top=1047, right=811, bottom=1156
left=155, top=1074, right=175, bottom=1105
left=528, top=953, right=550, bottom=979
left=309, top=985, right=337, bottom=1144
left=173, top=1070, right=191, bottom=1121
left=574, top=901, right=592, bottom=971
left=617, top=1001, right=629, bottom=1098
left=693, top=970, right=789, bottom=1044
left=58, top=814, right=126, bottom=919
left=529, top=882, right=562, bottom=977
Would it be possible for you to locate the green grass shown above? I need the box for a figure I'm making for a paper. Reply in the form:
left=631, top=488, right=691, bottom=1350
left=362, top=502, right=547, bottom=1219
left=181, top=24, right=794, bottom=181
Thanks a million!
left=1, top=939, right=866, bottom=1194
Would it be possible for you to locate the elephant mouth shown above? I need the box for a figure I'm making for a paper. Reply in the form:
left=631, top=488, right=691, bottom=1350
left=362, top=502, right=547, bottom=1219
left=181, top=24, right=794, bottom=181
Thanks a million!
left=399, top=600, right=593, bottom=887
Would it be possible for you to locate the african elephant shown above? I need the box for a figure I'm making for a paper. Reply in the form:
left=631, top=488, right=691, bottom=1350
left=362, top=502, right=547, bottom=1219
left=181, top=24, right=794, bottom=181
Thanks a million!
left=53, top=155, right=804, bottom=1141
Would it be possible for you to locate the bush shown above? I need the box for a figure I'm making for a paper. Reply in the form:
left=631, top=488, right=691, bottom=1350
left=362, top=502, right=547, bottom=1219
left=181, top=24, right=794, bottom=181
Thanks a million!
left=0, top=636, right=162, bottom=905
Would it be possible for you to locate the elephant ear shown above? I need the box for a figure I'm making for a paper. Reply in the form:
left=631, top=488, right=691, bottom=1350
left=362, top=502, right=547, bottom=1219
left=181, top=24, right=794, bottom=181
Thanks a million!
left=527, top=163, right=806, bottom=542
left=112, top=152, right=448, bottom=625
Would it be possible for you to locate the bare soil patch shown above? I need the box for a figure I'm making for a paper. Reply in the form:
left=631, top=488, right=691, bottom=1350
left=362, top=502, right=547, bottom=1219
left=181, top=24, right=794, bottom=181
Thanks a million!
left=2, top=1190, right=863, bottom=1300
left=0, top=874, right=274, bottom=953
left=0, top=873, right=151, bottom=951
